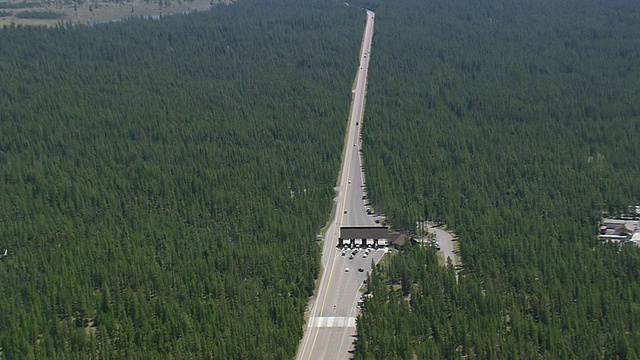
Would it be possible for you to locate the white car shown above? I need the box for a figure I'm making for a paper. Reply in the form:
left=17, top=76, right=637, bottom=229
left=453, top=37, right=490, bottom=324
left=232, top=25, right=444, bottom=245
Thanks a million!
left=345, top=268, right=350, bottom=272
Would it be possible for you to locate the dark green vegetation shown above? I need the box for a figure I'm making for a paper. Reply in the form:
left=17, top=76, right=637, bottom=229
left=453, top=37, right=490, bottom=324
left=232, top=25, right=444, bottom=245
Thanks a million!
left=0, top=2, right=41, bottom=9
left=0, top=1, right=362, bottom=357
left=355, top=0, right=640, bottom=358
left=15, top=9, right=62, bottom=18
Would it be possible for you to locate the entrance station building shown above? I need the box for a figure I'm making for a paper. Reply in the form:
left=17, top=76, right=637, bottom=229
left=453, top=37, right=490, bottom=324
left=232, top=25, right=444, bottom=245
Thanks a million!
left=339, top=226, right=390, bottom=248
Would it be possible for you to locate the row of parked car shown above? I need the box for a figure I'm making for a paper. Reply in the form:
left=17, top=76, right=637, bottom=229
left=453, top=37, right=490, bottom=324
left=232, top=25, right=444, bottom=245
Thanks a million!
left=341, top=246, right=373, bottom=259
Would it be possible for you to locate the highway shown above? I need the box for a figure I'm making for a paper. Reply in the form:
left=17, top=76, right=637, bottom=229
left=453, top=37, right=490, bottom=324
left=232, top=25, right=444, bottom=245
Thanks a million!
left=296, top=9, right=377, bottom=360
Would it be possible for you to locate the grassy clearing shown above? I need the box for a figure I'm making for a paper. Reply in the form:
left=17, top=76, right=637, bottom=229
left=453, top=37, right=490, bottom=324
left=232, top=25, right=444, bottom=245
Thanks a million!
left=0, top=0, right=222, bottom=26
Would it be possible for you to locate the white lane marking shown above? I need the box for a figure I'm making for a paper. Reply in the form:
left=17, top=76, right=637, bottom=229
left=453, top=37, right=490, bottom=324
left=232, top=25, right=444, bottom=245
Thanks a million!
left=309, top=317, right=356, bottom=328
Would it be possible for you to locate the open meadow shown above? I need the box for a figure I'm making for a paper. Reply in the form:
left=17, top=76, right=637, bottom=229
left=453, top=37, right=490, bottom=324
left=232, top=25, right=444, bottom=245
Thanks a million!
left=0, top=0, right=220, bottom=26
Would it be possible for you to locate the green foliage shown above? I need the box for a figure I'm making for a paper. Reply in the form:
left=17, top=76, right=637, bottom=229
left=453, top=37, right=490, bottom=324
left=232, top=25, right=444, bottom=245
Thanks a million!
left=354, top=0, right=640, bottom=358
left=0, top=0, right=363, bottom=357
left=15, top=9, right=62, bottom=18
left=0, top=1, right=41, bottom=9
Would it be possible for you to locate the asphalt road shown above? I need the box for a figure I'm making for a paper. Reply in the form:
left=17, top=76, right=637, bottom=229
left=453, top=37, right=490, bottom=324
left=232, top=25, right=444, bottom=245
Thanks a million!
left=296, top=10, right=377, bottom=360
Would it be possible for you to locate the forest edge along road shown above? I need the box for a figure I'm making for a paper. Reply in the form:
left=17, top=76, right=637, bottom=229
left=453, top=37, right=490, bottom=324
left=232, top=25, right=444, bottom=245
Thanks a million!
left=296, top=9, right=377, bottom=360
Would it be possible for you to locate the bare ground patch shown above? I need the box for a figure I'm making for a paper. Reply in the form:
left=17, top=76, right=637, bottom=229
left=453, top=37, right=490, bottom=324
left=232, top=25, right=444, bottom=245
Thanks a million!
left=0, top=0, right=226, bottom=27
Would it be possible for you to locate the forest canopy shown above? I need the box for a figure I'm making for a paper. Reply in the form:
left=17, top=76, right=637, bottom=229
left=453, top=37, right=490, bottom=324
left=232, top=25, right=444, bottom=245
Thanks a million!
left=353, top=0, right=640, bottom=358
left=0, top=0, right=363, bottom=357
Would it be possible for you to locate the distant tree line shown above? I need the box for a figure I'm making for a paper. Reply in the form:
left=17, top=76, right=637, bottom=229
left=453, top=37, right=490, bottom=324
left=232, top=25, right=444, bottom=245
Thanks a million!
left=0, top=1, right=41, bottom=9
left=14, top=9, right=63, bottom=18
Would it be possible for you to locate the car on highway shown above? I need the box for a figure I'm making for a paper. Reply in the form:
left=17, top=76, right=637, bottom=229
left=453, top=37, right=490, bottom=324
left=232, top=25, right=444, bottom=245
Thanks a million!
left=344, top=210, right=347, bottom=214
left=348, top=179, right=351, bottom=184
left=345, top=268, right=349, bottom=272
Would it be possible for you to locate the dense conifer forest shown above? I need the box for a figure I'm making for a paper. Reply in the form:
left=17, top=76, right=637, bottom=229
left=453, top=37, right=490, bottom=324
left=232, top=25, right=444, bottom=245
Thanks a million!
left=354, top=0, right=640, bottom=358
left=0, top=0, right=363, bottom=357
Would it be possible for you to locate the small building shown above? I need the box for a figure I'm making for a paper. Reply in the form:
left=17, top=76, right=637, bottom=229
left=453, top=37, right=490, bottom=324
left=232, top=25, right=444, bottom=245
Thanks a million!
left=338, top=238, right=351, bottom=247
left=599, top=218, right=640, bottom=243
left=338, top=226, right=403, bottom=247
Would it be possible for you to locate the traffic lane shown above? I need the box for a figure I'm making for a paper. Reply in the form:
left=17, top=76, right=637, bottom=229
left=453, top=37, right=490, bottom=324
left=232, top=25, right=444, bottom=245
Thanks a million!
left=343, top=124, right=374, bottom=225
left=343, top=185, right=373, bottom=225
left=322, top=256, right=356, bottom=314
left=323, top=249, right=382, bottom=308
left=320, top=220, right=341, bottom=272
left=305, top=327, right=352, bottom=360
left=349, top=146, right=368, bottom=200
left=338, top=142, right=356, bottom=224
left=313, top=259, right=380, bottom=358
left=318, top=255, right=354, bottom=315
left=313, top=242, right=337, bottom=318
left=317, top=9, right=376, bottom=357
left=303, top=256, right=373, bottom=360
left=305, top=250, right=384, bottom=360
left=300, top=248, right=350, bottom=358
left=344, top=183, right=375, bottom=225
left=316, top=234, right=372, bottom=317
left=328, top=249, right=383, bottom=299
left=297, top=10, right=375, bottom=360
left=298, top=327, right=335, bottom=360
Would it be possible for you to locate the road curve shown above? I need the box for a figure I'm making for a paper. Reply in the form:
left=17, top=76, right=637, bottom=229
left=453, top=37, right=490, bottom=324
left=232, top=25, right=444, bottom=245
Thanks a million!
left=296, top=9, right=377, bottom=360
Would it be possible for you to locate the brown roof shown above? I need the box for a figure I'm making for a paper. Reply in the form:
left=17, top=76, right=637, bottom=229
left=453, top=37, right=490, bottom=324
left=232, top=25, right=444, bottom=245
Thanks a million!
left=340, top=226, right=389, bottom=240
